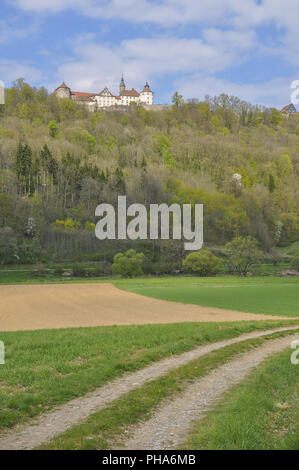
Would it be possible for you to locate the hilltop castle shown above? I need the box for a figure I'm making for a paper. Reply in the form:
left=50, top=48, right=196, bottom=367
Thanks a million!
left=53, top=76, right=154, bottom=111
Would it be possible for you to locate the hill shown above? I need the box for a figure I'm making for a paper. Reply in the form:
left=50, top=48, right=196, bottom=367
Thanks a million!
left=0, top=79, right=298, bottom=270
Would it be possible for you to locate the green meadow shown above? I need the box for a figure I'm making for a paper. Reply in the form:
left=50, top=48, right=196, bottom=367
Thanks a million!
left=115, top=276, right=299, bottom=317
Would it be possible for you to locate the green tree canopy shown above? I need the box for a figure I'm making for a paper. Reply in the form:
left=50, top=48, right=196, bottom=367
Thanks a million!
left=183, top=249, right=221, bottom=277
left=223, top=236, right=262, bottom=276
left=112, top=249, right=144, bottom=278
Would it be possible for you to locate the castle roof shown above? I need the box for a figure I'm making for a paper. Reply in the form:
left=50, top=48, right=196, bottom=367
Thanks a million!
left=120, top=76, right=125, bottom=88
left=98, top=87, right=114, bottom=97
left=71, top=91, right=97, bottom=102
left=281, top=103, right=297, bottom=113
left=142, top=82, right=153, bottom=93
left=53, top=82, right=70, bottom=94
left=120, top=88, right=140, bottom=97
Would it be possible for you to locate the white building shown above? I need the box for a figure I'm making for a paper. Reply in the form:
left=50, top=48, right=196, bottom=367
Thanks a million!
left=53, top=77, right=154, bottom=110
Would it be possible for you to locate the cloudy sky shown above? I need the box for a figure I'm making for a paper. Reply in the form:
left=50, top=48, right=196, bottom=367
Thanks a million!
left=0, top=0, right=298, bottom=107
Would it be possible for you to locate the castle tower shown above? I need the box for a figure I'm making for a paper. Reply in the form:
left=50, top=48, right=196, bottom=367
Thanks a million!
left=54, top=82, right=71, bottom=99
left=143, top=81, right=150, bottom=92
left=140, top=81, right=154, bottom=105
left=120, top=75, right=126, bottom=95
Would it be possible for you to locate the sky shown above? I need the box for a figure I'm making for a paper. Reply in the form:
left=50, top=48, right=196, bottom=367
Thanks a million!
left=0, top=0, right=298, bottom=107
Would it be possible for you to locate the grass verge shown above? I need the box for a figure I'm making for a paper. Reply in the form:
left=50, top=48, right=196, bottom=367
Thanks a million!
left=182, top=347, right=299, bottom=450
left=38, top=328, right=299, bottom=450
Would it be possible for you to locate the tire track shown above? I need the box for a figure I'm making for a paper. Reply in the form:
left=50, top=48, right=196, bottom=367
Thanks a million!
left=0, top=325, right=298, bottom=450
left=119, top=334, right=299, bottom=450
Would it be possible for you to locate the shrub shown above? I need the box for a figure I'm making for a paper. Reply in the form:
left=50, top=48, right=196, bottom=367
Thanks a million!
left=183, top=249, right=221, bottom=276
left=53, top=265, right=63, bottom=276
left=223, top=236, right=262, bottom=276
left=72, top=265, right=87, bottom=277
left=292, top=252, right=299, bottom=271
left=112, top=249, right=144, bottom=278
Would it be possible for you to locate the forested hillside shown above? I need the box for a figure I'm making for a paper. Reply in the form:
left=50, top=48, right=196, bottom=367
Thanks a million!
left=0, top=79, right=298, bottom=270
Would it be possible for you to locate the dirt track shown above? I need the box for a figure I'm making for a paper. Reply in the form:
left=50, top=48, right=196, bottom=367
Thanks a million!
left=119, top=334, right=299, bottom=450
left=0, top=326, right=297, bottom=450
left=0, top=283, right=296, bottom=332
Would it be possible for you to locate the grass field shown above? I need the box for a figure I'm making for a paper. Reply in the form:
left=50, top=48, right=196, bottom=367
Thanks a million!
left=182, top=347, right=299, bottom=450
left=0, top=321, right=294, bottom=430
left=115, top=276, right=299, bottom=317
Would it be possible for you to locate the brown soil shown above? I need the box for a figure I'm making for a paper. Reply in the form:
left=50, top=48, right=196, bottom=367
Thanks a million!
left=0, top=326, right=297, bottom=450
left=0, top=283, right=295, bottom=332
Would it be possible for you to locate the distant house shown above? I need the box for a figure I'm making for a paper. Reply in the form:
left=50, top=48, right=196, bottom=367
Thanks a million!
left=281, top=103, right=298, bottom=116
left=53, top=76, right=154, bottom=111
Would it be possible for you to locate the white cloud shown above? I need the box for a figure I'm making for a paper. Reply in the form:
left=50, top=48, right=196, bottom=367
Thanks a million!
left=0, top=59, right=43, bottom=84
left=14, top=0, right=260, bottom=26
left=53, top=33, right=256, bottom=95
left=11, top=0, right=293, bottom=28
left=0, top=19, right=39, bottom=45
left=13, top=0, right=299, bottom=67
left=202, top=29, right=256, bottom=51
left=13, top=0, right=84, bottom=13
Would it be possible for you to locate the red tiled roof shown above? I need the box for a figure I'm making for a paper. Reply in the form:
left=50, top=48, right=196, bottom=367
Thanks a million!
left=53, top=82, right=70, bottom=94
left=120, top=88, right=140, bottom=97
left=71, top=91, right=97, bottom=102
left=72, top=91, right=96, bottom=97
left=281, top=103, right=297, bottom=113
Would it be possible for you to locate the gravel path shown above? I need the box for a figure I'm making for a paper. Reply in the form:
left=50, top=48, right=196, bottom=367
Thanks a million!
left=119, top=334, right=299, bottom=450
left=0, top=325, right=298, bottom=450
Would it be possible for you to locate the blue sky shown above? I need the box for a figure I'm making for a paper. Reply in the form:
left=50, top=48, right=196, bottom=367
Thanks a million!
left=0, top=0, right=298, bottom=107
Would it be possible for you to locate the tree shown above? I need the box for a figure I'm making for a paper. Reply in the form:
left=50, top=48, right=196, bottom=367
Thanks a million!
left=268, top=174, right=276, bottom=193
left=183, top=249, right=221, bottom=277
left=172, top=91, right=184, bottom=108
left=223, top=236, right=262, bottom=276
left=0, top=194, right=14, bottom=227
left=112, top=249, right=144, bottom=278
left=48, top=120, right=59, bottom=138
left=292, top=252, right=299, bottom=271
left=40, top=144, right=58, bottom=185
left=15, top=142, right=33, bottom=194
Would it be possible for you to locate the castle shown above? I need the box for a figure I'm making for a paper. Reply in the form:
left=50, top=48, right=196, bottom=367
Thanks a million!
left=281, top=103, right=299, bottom=116
left=53, top=76, right=154, bottom=111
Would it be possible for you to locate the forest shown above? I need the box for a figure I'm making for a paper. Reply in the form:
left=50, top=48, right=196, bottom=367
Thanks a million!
left=0, top=78, right=298, bottom=273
